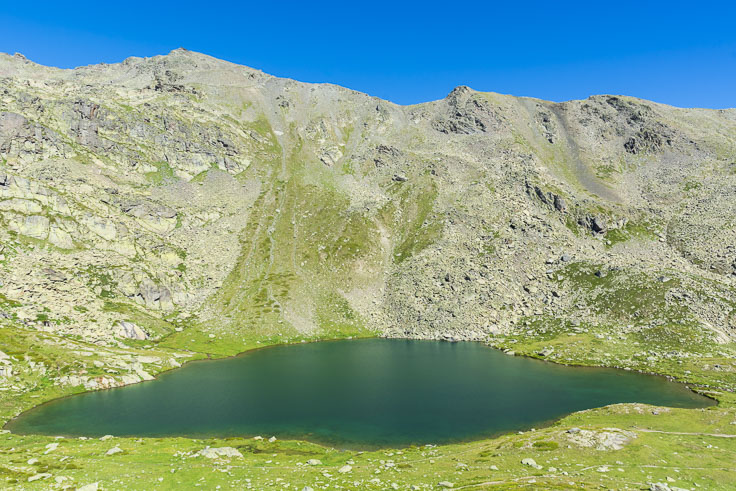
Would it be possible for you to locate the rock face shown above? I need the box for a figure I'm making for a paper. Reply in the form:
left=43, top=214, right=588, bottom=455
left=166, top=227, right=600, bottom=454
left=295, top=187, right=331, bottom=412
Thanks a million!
left=0, top=49, right=735, bottom=374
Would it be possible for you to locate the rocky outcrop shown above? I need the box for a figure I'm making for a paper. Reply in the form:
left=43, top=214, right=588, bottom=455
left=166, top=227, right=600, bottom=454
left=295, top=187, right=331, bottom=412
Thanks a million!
left=122, top=200, right=177, bottom=234
left=197, top=447, right=243, bottom=459
left=114, top=321, right=148, bottom=340
left=0, top=351, right=12, bottom=378
left=566, top=428, right=637, bottom=451
left=432, top=86, right=502, bottom=134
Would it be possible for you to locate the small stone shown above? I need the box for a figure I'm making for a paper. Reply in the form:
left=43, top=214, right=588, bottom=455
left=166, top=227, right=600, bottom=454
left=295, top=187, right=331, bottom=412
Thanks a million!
left=78, top=483, right=100, bottom=491
left=438, top=482, right=454, bottom=488
left=338, top=465, right=352, bottom=473
left=268, top=436, right=277, bottom=442
left=307, top=459, right=322, bottom=466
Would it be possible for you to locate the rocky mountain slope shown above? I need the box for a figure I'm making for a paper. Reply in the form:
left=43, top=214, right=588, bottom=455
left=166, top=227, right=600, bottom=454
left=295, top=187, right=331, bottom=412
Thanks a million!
left=0, top=48, right=735, bottom=490
left=2, top=48, right=736, bottom=355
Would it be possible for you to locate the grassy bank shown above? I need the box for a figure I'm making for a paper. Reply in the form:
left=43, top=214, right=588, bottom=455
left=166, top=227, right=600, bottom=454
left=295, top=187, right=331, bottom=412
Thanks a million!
left=1, top=323, right=735, bottom=490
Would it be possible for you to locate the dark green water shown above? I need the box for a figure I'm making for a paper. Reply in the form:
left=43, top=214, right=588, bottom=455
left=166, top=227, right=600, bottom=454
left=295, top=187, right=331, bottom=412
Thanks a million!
left=7, top=339, right=713, bottom=448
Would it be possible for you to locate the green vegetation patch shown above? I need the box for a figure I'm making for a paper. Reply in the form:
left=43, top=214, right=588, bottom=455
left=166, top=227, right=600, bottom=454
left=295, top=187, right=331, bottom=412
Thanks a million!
left=144, top=161, right=175, bottom=185
left=385, top=176, right=443, bottom=263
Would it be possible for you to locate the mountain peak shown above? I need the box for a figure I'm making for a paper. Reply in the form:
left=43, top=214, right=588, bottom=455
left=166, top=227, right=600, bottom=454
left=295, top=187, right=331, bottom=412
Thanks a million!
left=447, top=85, right=475, bottom=98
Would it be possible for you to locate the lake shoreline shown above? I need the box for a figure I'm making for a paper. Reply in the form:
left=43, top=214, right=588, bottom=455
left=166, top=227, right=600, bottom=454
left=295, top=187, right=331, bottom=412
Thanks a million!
left=5, top=337, right=717, bottom=449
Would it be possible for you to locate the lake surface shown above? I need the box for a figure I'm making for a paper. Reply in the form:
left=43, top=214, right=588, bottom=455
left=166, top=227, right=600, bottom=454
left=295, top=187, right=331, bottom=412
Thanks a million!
left=7, top=339, right=713, bottom=448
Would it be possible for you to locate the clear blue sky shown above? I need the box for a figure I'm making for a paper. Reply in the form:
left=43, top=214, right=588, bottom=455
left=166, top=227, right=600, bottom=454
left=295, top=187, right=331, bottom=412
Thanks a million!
left=2, top=1, right=735, bottom=108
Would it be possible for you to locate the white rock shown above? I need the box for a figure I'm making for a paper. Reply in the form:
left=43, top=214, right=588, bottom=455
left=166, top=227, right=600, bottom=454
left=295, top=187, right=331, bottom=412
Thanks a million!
left=338, top=465, right=352, bottom=473
left=114, top=321, right=148, bottom=340
left=521, top=458, right=542, bottom=469
left=106, top=446, right=123, bottom=456
left=197, top=446, right=243, bottom=459
left=28, top=473, right=52, bottom=482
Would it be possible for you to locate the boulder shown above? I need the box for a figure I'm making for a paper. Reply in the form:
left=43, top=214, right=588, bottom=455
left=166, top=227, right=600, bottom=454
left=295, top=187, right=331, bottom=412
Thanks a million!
left=105, top=446, right=123, bottom=456
left=566, top=428, right=637, bottom=450
left=9, top=214, right=49, bottom=239
left=49, top=225, right=74, bottom=249
left=28, top=473, right=52, bottom=482
left=197, top=446, right=243, bottom=459
left=521, top=458, right=542, bottom=469
left=114, top=321, right=148, bottom=341
left=122, top=201, right=178, bottom=235
left=134, top=277, right=174, bottom=310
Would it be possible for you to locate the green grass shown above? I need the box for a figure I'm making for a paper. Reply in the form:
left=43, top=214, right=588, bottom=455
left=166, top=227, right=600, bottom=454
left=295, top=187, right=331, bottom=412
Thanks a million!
left=144, top=161, right=176, bottom=185
left=556, top=262, right=682, bottom=321
left=386, top=176, right=443, bottom=263
left=604, top=220, right=658, bottom=246
left=2, top=307, right=735, bottom=490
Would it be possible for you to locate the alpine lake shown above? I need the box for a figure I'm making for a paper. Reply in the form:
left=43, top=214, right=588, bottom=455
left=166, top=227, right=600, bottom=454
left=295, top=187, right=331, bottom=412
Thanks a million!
left=7, top=339, right=713, bottom=449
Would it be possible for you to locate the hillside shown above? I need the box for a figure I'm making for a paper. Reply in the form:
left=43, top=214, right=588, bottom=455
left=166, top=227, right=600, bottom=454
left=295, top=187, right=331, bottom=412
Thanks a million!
left=0, top=49, right=735, bottom=489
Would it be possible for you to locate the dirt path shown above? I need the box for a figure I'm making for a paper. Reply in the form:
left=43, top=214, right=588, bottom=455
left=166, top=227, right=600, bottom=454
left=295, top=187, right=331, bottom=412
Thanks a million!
left=635, top=428, right=736, bottom=438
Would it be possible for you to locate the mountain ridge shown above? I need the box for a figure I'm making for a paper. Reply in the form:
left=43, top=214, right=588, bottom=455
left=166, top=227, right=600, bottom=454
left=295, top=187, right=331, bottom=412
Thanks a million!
left=5, top=48, right=735, bottom=112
